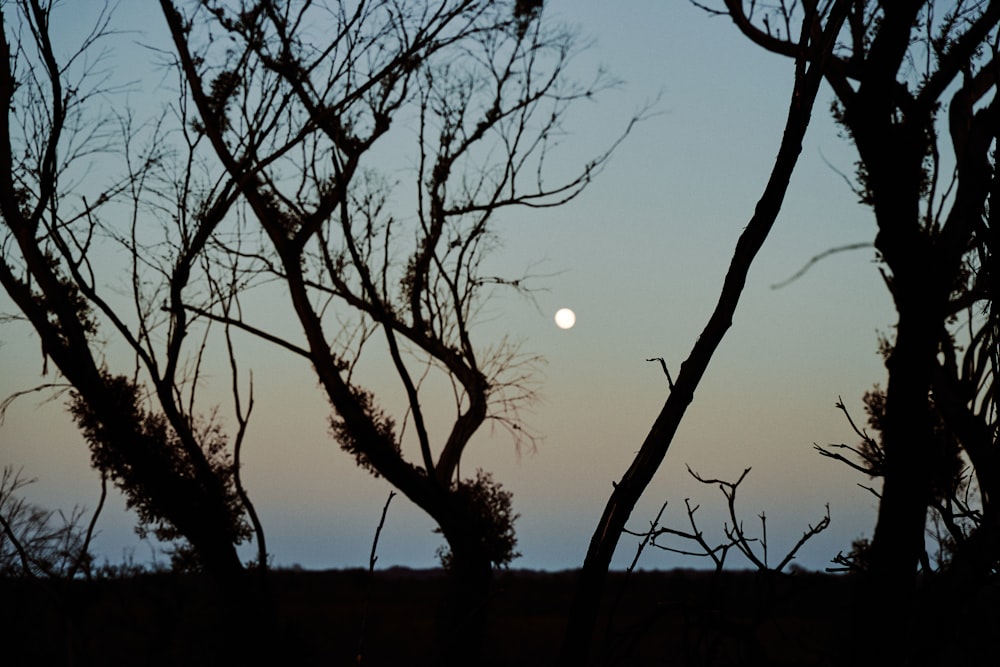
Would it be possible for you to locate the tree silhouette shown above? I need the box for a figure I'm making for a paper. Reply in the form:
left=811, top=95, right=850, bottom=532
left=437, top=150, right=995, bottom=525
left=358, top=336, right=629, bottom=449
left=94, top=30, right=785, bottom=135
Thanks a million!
left=0, top=0, right=261, bottom=587
left=155, top=1, right=631, bottom=659
left=0, top=465, right=104, bottom=579
left=684, top=2, right=998, bottom=664
left=707, top=0, right=998, bottom=588
left=0, top=1, right=633, bottom=662
left=560, top=2, right=852, bottom=663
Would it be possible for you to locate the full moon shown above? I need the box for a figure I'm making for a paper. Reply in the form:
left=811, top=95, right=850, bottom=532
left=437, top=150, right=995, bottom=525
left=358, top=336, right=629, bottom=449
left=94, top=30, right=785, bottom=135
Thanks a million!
left=554, top=308, right=576, bottom=330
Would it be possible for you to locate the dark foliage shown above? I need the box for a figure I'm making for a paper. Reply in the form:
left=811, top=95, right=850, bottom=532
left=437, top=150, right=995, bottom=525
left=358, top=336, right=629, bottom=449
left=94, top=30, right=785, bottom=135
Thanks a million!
left=68, top=374, right=250, bottom=572
left=436, top=469, right=520, bottom=570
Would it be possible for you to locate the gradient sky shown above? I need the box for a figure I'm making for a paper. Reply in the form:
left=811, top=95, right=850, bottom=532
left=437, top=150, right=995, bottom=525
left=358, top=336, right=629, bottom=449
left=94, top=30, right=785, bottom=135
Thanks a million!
left=0, top=1, right=894, bottom=572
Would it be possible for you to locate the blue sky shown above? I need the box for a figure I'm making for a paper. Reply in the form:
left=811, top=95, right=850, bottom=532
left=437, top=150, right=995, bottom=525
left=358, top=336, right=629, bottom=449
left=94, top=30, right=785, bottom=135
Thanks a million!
left=0, top=1, right=894, bottom=572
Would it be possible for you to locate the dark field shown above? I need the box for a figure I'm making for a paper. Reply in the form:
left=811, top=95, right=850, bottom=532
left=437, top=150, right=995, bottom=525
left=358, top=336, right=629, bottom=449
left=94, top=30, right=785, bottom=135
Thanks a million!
left=2, top=568, right=997, bottom=666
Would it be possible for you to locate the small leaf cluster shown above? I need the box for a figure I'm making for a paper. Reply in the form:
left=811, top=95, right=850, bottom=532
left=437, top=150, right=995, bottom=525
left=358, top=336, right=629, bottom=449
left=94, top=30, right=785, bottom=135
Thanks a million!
left=328, top=384, right=400, bottom=478
left=438, top=469, right=520, bottom=570
left=69, top=373, right=250, bottom=570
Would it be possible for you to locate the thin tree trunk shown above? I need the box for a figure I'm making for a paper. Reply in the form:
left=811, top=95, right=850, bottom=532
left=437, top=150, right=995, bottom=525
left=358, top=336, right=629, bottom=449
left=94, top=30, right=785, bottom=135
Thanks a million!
left=559, top=6, right=850, bottom=662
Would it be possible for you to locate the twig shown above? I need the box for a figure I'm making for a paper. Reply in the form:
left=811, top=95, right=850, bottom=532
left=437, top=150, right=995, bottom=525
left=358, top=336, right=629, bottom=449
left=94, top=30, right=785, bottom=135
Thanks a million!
left=0, top=510, right=37, bottom=578
left=607, top=501, right=668, bottom=653
left=679, top=466, right=831, bottom=572
left=645, top=357, right=675, bottom=390
left=813, top=443, right=877, bottom=475
left=0, top=384, right=71, bottom=425
left=770, top=242, right=871, bottom=289
left=369, top=491, right=396, bottom=572
left=773, top=504, right=831, bottom=572
left=357, top=490, right=396, bottom=665
left=69, top=472, right=107, bottom=579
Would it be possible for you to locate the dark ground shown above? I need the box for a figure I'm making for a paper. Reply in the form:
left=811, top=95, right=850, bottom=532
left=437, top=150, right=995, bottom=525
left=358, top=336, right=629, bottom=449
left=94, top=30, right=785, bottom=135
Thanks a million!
left=2, top=567, right=997, bottom=666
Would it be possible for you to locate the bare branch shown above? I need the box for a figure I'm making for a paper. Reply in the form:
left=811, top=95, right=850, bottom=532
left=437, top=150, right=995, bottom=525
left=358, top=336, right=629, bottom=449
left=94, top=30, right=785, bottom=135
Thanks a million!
left=0, top=383, right=71, bottom=425
left=645, top=357, right=675, bottom=390
left=770, top=242, right=872, bottom=289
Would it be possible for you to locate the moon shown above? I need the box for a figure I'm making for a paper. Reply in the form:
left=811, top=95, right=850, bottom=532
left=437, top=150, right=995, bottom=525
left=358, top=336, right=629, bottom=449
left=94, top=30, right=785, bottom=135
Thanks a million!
left=554, top=308, right=576, bottom=330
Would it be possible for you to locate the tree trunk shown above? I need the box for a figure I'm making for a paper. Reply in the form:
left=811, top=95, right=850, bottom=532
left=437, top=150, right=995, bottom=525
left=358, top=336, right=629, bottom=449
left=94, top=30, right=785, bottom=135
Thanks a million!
left=867, top=315, right=940, bottom=585
left=857, top=258, right=948, bottom=666
left=558, top=6, right=851, bottom=659
left=434, top=538, right=494, bottom=666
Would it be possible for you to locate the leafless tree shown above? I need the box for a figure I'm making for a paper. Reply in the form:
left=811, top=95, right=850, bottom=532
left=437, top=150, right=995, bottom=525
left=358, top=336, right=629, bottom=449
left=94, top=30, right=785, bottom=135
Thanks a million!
left=608, top=467, right=829, bottom=665
left=0, top=465, right=105, bottom=579
left=625, top=466, right=830, bottom=575
left=698, top=0, right=1000, bottom=585
left=561, top=3, right=852, bottom=663
left=680, top=2, right=998, bottom=664
left=4, top=0, right=631, bottom=659
left=0, top=0, right=263, bottom=588
left=155, top=1, right=631, bottom=660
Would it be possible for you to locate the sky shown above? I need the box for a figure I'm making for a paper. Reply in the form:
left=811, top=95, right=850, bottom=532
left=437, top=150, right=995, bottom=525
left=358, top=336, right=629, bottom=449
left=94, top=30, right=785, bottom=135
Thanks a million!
left=0, top=1, right=895, bottom=573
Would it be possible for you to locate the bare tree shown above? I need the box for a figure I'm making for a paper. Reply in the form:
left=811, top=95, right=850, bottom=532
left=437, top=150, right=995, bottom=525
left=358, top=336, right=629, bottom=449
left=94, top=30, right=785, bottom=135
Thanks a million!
left=0, top=465, right=105, bottom=579
left=608, top=467, right=830, bottom=665
left=628, top=467, right=831, bottom=575
left=560, top=2, right=852, bottom=663
left=3, top=0, right=630, bottom=660
left=155, top=0, right=631, bottom=660
left=0, top=0, right=262, bottom=588
left=706, top=0, right=999, bottom=589
left=679, top=3, right=999, bottom=665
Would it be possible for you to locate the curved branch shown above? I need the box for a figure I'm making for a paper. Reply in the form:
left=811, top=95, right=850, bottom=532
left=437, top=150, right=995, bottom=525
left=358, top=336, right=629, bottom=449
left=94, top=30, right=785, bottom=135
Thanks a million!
left=770, top=242, right=872, bottom=289
left=561, top=2, right=853, bottom=661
